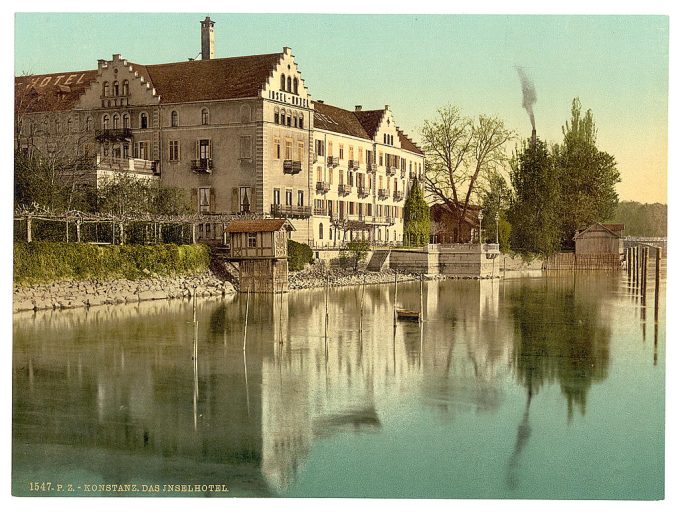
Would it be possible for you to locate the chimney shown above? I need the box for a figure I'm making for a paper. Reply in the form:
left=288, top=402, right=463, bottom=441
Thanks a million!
left=201, top=16, right=215, bottom=60
left=355, top=105, right=362, bottom=111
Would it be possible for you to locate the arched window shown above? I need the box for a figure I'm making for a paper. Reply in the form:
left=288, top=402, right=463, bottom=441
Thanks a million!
left=299, top=113, right=304, bottom=129
left=280, top=73, right=286, bottom=91
left=171, top=110, right=179, bottom=127
left=378, top=229, right=382, bottom=241
left=140, top=112, right=148, bottom=129
left=201, top=108, right=209, bottom=125
left=122, top=80, right=129, bottom=96
left=122, top=114, right=130, bottom=129
left=102, top=115, right=110, bottom=130
left=102, top=81, right=109, bottom=97
left=113, top=81, right=119, bottom=96
left=319, top=223, right=324, bottom=240
left=293, top=77, right=299, bottom=95
left=85, top=117, right=92, bottom=131
left=274, top=107, right=280, bottom=124
left=286, top=76, right=292, bottom=92
left=112, top=114, right=120, bottom=129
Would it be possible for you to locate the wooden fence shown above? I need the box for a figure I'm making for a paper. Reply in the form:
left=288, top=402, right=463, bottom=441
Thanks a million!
left=545, top=252, right=623, bottom=271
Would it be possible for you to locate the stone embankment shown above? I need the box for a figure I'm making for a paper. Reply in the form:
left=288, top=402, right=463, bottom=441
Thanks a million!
left=13, top=272, right=235, bottom=313
left=289, top=265, right=422, bottom=290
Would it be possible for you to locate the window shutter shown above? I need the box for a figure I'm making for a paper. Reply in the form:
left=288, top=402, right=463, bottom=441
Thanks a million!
left=210, top=189, right=216, bottom=213
left=191, top=188, right=198, bottom=212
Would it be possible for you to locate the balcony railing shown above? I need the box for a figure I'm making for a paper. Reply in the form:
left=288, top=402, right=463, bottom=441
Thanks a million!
left=327, top=156, right=339, bottom=167
left=348, top=159, right=360, bottom=170
left=366, top=161, right=377, bottom=172
left=96, top=156, right=159, bottom=175
left=283, top=160, right=302, bottom=174
left=393, top=191, right=404, bottom=202
left=95, top=128, right=133, bottom=142
left=191, top=158, right=213, bottom=174
left=314, top=207, right=330, bottom=216
left=271, top=204, right=311, bottom=218
left=385, top=164, right=396, bottom=176
left=338, top=184, right=351, bottom=196
left=378, top=188, right=388, bottom=200
left=357, top=186, right=369, bottom=198
left=316, top=181, right=330, bottom=194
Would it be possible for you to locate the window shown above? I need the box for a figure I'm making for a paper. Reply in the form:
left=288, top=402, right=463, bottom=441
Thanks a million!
left=285, top=140, right=293, bottom=160
left=112, top=114, right=119, bottom=129
left=293, top=114, right=298, bottom=128
left=349, top=146, right=354, bottom=161
left=273, top=189, right=281, bottom=205
left=299, top=114, right=304, bottom=129
left=339, top=144, right=344, bottom=159
left=287, top=112, right=292, bottom=126
left=328, top=141, right=333, bottom=156
left=239, top=187, right=252, bottom=213
left=198, top=139, right=211, bottom=159
left=198, top=187, right=211, bottom=213
left=240, top=136, right=252, bottom=159
left=122, top=80, right=129, bottom=96
left=171, top=111, right=179, bottom=127
left=274, top=137, right=281, bottom=159
left=280, top=73, right=286, bottom=91
left=293, top=77, right=299, bottom=95
left=315, top=139, right=325, bottom=157
left=123, top=144, right=129, bottom=158
left=319, top=223, right=324, bottom=240
left=102, top=115, right=110, bottom=129
left=285, top=189, right=293, bottom=206
left=297, top=141, right=304, bottom=161
left=169, top=140, right=180, bottom=161
left=329, top=169, right=334, bottom=184
left=247, top=232, right=257, bottom=248
left=102, top=81, right=109, bottom=97
left=140, top=112, right=148, bottom=129
left=136, top=141, right=149, bottom=160
left=287, top=76, right=292, bottom=92
left=297, top=190, right=304, bottom=206
left=274, top=108, right=280, bottom=124
left=113, top=81, right=119, bottom=96
left=201, top=108, right=209, bottom=125
left=123, top=114, right=130, bottom=129
left=379, top=152, right=383, bottom=166
left=85, top=117, right=92, bottom=131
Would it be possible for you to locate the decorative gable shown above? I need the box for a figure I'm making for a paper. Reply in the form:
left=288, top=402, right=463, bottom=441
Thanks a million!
left=262, top=47, right=312, bottom=109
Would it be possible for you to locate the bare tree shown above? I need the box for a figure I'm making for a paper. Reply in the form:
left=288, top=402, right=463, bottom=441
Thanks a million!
left=421, top=105, right=515, bottom=242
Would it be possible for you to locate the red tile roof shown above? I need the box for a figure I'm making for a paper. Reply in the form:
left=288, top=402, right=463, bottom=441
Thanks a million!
left=397, top=129, right=423, bottom=155
left=15, top=69, right=98, bottom=113
left=143, top=53, right=283, bottom=103
left=602, top=223, right=625, bottom=232
left=354, top=109, right=385, bottom=138
left=225, top=218, right=294, bottom=233
left=314, top=102, right=371, bottom=140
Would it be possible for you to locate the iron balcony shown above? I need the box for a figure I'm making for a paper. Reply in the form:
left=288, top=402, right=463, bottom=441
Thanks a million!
left=191, top=158, right=213, bottom=173
left=393, top=191, right=404, bottom=202
left=366, top=161, right=377, bottom=172
left=95, top=128, right=133, bottom=142
left=348, top=159, right=360, bottom=170
left=316, top=181, right=330, bottom=194
left=327, top=156, right=339, bottom=167
left=271, top=204, right=311, bottom=218
left=357, top=186, right=369, bottom=198
left=283, top=160, right=302, bottom=174
left=338, top=184, right=352, bottom=196
left=378, top=188, right=389, bottom=200
left=385, top=164, right=396, bottom=176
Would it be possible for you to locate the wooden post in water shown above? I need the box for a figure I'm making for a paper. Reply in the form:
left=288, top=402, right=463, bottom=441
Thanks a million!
left=324, top=276, right=329, bottom=344
left=626, top=247, right=632, bottom=283
left=655, top=246, right=661, bottom=323
left=359, top=275, right=366, bottom=334
left=419, top=273, right=424, bottom=324
left=634, top=246, right=639, bottom=289
left=642, top=247, right=648, bottom=299
left=242, top=287, right=250, bottom=352
left=393, top=271, right=398, bottom=329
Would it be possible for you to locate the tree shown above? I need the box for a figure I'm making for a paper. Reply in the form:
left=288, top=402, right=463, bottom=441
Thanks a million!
left=554, top=98, right=620, bottom=247
left=507, top=137, right=561, bottom=256
left=480, top=172, right=512, bottom=251
left=421, top=105, right=515, bottom=242
left=402, top=179, right=430, bottom=246
left=346, top=240, right=370, bottom=271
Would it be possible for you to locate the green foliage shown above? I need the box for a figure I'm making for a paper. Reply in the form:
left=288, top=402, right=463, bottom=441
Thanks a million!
left=554, top=98, right=621, bottom=248
left=14, top=242, right=209, bottom=285
left=287, top=239, right=313, bottom=271
left=480, top=173, right=512, bottom=251
left=403, top=180, right=431, bottom=246
left=508, top=137, right=562, bottom=256
left=607, top=201, right=667, bottom=237
left=346, top=240, right=371, bottom=271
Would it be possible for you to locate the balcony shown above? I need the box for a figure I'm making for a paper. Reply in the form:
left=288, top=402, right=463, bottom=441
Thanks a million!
left=95, top=128, right=133, bottom=142
left=393, top=191, right=404, bottom=202
left=96, top=156, right=159, bottom=176
left=316, top=181, right=330, bottom=194
left=348, top=159, right=360, bottom=170
left=366, top=161, right=377, bottom=172
left=327, top=156, right=339, bottom=167
left=385, top=164, right=396, bottom=177
left=191, top=158, right=213, bottom=174
left=271, top=204, right=311, bottom=219
left=338, top=184, right=352, bottom=196
left=314, top=206, right=330, bottom=216
left=283, top=160, right=302, bottom=175
left=378, top=188, right=388, bottom=200
left=357, top=186, right=370, bottom=198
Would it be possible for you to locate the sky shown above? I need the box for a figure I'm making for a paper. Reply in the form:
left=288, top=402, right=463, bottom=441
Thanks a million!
left=13, top=12, right=669, bottom=204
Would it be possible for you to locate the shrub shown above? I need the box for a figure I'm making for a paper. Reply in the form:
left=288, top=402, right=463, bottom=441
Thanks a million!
left=287, top=239, right=313, bottom=271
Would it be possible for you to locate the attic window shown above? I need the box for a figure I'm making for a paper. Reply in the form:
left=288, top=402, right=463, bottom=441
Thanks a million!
left=280, top=73, right=285, bottom=92
left=122, top=80, right=129, bottom=96
left=293, top=77, right=299, bottom=95
left=201, top=108, right=209, bottom=125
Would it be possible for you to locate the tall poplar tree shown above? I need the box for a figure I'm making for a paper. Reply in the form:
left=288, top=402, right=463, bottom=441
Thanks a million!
left=403, top=179, right=430, bottom=246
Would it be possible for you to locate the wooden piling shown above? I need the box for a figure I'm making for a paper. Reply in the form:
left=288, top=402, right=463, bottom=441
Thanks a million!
left=393, top=271, right=398, bottom=329
left=654, top=246, right=661, bottom=323
left=419, top=273, right=424, bottom=324
left=242, top=287, right=250, bottom=352
left=359, top=275, right=366, bottom=334
left=642, top=247, right=648, bottom=299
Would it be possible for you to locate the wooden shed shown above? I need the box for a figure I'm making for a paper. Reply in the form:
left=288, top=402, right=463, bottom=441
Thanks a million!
left=225, top=219, right=294, bottom=293
left=574, top=223, right=624, bottom=256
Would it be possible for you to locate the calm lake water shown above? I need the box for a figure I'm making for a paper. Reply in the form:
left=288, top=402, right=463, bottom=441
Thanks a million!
left=12, top=270, right=665, bottom=499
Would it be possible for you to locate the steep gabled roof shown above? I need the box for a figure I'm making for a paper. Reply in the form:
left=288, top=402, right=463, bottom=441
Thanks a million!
left=397, top=128, right=423, bottom=155
left=225, top=218, right=294, bottom=233
left=313, top=102, right=371, bottom=140
left=143, top=53, right=283, bottom=103
left=354, top=109, right=385, bottom=138
left=573, top=222, right=625, bottom=240
left=15, top=69, right=98, bottom=113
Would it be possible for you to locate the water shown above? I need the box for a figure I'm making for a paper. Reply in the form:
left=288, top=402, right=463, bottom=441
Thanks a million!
left=12, top=271, right=665, bottom=499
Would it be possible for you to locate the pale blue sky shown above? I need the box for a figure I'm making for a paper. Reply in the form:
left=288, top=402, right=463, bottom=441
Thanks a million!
left=14, top=13, right=669, bottom=203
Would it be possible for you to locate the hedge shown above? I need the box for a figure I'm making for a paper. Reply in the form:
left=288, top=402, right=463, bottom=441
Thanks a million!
left=14, top=242, right=210, bottom=285
left=287, top=239, right=313, bottom=271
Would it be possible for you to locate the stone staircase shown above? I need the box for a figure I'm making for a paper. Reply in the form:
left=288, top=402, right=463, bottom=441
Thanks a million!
left=208, top=246, right=240, bottom=289
left=366, top=249, right=391, bottom=271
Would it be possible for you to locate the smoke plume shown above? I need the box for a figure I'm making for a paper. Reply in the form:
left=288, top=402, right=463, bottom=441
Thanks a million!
left=515, top=66, right=536, bottom=130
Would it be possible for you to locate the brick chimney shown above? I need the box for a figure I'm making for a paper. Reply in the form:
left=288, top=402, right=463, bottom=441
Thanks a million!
left=201, top=16, right=215, bottom=60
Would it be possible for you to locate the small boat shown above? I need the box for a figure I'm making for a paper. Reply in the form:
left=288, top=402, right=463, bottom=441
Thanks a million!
left=396, top=308, right=420, bottom=322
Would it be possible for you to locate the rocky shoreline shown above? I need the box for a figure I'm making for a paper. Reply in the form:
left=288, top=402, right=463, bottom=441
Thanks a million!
left=288, top=265, right=427, bottom=290
left=13, top=271, right=236, bottom=314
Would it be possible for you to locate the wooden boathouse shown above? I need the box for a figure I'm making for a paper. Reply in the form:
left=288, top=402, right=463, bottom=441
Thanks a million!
left=224, top=219, right=294, bottom=293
